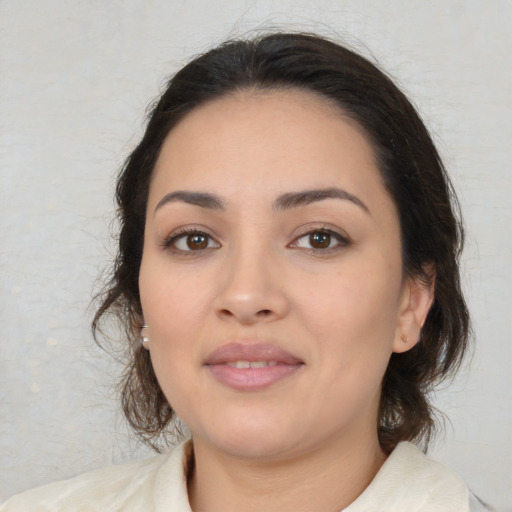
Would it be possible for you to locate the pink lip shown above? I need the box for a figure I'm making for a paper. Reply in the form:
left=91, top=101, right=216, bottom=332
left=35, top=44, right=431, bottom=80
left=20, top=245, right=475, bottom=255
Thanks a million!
left=204, top=342, right=304, bottom=391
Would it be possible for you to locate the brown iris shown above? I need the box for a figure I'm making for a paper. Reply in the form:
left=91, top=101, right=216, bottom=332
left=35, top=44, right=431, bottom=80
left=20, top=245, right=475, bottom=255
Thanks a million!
left=309, top=232, right=331, bottom=249
left=186, top=234, right=208, bottom=250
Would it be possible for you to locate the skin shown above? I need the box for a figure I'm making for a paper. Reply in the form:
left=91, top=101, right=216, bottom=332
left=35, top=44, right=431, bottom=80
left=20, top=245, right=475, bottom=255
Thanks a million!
left=139, top=89, right=433, bottom=512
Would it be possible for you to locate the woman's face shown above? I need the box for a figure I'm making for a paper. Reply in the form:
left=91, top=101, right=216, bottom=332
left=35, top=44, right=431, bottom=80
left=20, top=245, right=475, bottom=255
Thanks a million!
left=139, top=90, right=429, bottom=461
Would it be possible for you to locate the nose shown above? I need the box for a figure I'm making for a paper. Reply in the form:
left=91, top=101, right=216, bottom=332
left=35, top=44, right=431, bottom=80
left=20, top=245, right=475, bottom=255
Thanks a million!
left=213, top=244, right=289, bottom=325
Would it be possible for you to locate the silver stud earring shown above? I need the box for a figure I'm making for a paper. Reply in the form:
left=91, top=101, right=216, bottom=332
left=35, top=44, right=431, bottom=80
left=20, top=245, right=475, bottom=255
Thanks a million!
left=140, top=324, right=149, bottom=348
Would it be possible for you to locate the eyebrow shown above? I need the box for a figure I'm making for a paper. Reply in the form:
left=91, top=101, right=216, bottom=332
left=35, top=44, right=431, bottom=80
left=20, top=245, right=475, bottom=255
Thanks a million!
left=154, top=191, right=225, bottom=214
left=274, top=187, right=370, bottom=213
left=153, top=186, right=369, bottom=215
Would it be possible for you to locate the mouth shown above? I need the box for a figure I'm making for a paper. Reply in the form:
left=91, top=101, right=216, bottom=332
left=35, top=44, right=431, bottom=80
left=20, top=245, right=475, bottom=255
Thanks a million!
left=204, top=342, right=304, bottom=391
left=226, top=360, right=279, bottom=368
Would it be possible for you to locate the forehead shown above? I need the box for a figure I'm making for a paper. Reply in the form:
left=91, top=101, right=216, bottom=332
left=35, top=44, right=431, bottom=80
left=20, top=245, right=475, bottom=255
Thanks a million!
left=150, top=89, right=390, bottom=213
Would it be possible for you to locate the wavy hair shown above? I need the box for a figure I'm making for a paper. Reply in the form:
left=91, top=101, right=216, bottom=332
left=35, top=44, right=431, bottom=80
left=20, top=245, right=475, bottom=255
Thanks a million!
left=93, top=32, right=470, bottom=453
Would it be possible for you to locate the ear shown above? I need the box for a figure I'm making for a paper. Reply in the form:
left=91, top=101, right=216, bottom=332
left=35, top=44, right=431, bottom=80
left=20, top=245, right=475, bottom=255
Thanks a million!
left=393, top=266, right=435, bottom=354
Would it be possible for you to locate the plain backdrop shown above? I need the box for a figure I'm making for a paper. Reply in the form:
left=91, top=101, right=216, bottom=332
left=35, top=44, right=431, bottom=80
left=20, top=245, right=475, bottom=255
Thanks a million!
left=0, top=0, right=511, bottom=508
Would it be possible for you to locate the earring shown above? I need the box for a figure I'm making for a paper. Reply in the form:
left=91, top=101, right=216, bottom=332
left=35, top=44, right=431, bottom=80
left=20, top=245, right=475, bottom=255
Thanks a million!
left=400, top=334, right=409, bottom=344
left=140, top=324, right=149, bottom=348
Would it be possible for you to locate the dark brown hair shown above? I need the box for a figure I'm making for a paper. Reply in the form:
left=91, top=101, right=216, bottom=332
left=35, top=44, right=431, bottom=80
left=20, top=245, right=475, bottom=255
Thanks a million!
left=93, top=32, right=470, bottom=453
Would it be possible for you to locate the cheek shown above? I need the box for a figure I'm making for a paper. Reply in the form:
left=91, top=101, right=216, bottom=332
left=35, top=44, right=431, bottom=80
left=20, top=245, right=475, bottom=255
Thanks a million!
left=302, top=265, right=401, bottom=330
left=139, top=268, right=203, bottom=411
left=139, top=255, right=211, bottom=332
left=295, top=253, right=403, bottom=370
left=138, top=251, right=220, bottom=366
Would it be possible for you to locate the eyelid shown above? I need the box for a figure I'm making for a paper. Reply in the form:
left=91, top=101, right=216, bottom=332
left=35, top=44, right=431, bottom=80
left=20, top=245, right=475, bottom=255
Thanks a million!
left=288, top=224, right=351, bottom=251
left=162, top=226, right=221, bottom=252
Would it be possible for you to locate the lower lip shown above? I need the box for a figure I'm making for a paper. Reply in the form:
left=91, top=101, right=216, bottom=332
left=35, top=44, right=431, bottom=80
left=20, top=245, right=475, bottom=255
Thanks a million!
left=207, top=363, right=303, bottom=391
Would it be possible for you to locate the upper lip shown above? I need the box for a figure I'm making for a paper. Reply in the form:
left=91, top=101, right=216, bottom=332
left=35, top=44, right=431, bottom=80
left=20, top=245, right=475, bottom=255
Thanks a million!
left=204, top=342, right=303, bottom=366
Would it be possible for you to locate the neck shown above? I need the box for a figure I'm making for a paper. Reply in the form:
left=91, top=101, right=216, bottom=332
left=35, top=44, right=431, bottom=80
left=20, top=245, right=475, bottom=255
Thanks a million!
left=188, top=432, right=386, bottom=512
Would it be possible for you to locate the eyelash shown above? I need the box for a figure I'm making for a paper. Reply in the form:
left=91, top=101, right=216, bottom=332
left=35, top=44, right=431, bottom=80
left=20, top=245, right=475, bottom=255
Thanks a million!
left=289, top=226, right=350, bottom=253
left=162, top=227, right=219, bottom=254
left=162, top=226, right=350, bottom=255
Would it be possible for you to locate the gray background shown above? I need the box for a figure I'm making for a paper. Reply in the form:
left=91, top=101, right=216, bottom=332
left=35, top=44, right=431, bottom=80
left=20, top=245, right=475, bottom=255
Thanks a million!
left=1, top=1, right=510, bottom=508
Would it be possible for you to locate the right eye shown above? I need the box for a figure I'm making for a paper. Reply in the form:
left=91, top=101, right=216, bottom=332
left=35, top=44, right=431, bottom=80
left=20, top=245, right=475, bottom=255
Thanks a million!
left=164, top=230, right=220, bottom=252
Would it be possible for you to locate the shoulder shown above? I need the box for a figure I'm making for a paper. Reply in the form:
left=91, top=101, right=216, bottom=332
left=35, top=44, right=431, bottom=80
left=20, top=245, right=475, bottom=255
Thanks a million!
left=345, top=442, right=470, bottom=512
left=384, top=441, right=469, bottom=493
left=1, top=442, right=191, bottom=512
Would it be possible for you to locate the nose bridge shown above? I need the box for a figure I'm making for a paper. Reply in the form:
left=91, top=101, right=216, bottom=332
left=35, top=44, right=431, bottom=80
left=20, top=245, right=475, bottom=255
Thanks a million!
left=214, top=229, right=288, bottom=323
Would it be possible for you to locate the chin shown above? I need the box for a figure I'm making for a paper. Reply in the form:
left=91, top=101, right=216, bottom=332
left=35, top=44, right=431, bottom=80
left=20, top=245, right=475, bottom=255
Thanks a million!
left=193, top=414, right=304, bottom=460
left=215, top=434, right=297, bottom=460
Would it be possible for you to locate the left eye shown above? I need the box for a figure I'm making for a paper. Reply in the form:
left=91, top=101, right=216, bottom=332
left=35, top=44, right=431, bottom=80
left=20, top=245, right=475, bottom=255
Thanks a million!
left=292, top=230, right=347, bottom=250
left=168, top=232, right=220, bottom=252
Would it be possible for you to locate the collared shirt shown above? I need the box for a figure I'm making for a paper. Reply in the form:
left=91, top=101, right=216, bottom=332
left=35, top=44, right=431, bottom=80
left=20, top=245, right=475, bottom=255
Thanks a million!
left=1, top=440, right=476, bottom=511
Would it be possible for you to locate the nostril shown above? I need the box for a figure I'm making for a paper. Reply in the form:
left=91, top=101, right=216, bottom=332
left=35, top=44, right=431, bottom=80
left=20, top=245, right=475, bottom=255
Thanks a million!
left=257, top=309, right=272, bottom=317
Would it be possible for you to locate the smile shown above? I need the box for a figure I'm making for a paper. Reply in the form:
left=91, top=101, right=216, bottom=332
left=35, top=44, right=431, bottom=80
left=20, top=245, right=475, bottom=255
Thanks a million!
left=205, top=343, right=304, bottom=391
left=226, top=360, right=278, bottom=368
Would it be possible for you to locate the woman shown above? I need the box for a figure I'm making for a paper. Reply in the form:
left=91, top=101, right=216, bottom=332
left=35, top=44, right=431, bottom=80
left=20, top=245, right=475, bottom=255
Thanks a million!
left=2, top=32, right=488, bottom=511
